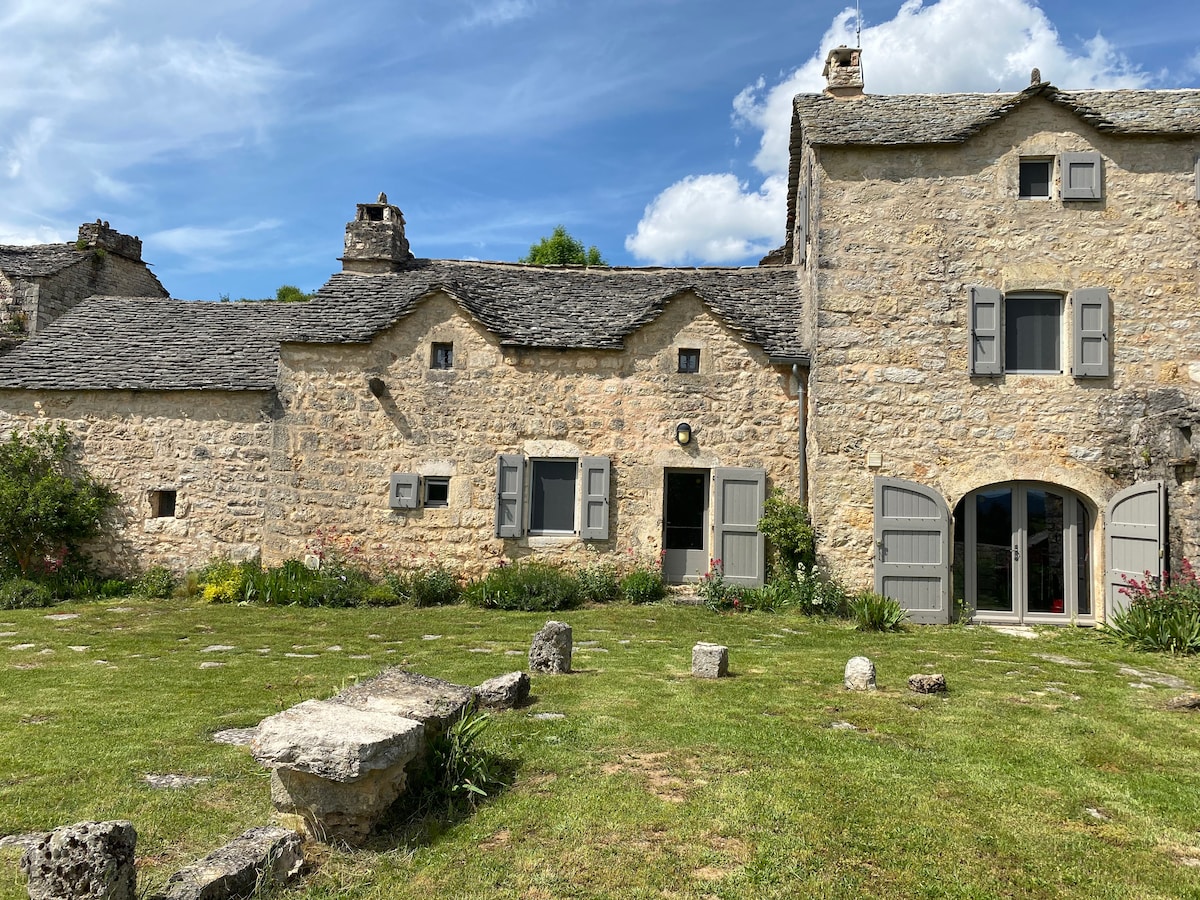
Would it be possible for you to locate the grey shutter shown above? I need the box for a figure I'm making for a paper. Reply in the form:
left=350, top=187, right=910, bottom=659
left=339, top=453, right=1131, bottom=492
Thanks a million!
left=495, top=454, right=525, bottom=538
left=874, top=477, right=950, bottom=624
left=1195, top=156, right=1200, bottom=202
left=389, top=473, right=420, bottom=509
left=1105, top=480, right=1165, bottom=618
left=579, top=456, right=610, bottom=540
left=796, top=163, right=809, bottom=263
left=969, top=286, right=1003, bottom=375
left=1073, top=287, right=1110, bottom=377
left=1061, top=151, right=1103, bottom=200
left=713, top=468, right=766, bottom=587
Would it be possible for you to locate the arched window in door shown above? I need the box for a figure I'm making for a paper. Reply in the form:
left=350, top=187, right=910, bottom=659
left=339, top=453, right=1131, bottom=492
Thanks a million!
left=952, top=482, right=1093, bottom=623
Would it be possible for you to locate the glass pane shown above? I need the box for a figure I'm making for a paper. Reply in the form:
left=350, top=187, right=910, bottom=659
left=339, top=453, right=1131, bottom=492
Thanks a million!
left=975, top=489, right=1013, bottom=612
left=1077, top=499, right=1091, bottom=616
left=1006, top=297, right=1060, bottom=372
left=1026, top=490, right=1066, bottom=614
left=665, top=472, right=706, bottom=550
left=1019, top=160, right=1050, bottom=198
left=530, top=460, right=576, bottom=532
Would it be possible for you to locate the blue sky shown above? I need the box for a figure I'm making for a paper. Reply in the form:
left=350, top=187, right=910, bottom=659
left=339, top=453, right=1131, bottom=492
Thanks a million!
left=2, top=0, right=1197, bottom=299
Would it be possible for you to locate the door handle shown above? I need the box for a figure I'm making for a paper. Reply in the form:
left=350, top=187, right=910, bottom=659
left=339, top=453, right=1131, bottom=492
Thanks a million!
left=1013, top=546, right=1020, bottom=561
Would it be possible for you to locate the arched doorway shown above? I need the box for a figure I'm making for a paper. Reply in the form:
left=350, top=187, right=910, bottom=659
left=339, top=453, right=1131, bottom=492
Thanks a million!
left=953, top=482, right=1093, bottom=623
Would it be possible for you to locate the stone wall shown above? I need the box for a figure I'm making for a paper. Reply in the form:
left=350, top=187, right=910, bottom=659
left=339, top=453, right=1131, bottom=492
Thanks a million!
left=0, top=390, right=276, bottom=572
left=267, top=291, right=800, bottom=575
left=33, top=253, right=167, bottom=332
left=805, top=97, right=1200, bottom=595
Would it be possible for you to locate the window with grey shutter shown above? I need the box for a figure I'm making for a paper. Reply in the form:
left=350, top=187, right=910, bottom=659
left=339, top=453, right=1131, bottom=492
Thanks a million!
left=1072, top=287, right=1110, bottom=378
left=579, top=457, right=610, bottom=540
left=796, top=162, right=810, bottom=263
left=968, top=286, right=1003, bottom=376
left=495, top=454, right=525, bottom=538
left=1060, top=151, right=1103, bottom=200
left=389, top=473, right=420, bottom=509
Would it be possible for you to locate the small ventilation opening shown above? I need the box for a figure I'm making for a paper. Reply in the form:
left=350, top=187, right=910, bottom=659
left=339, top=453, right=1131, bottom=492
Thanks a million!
left=150, top=489, right=177, bottom=518
left=365, top=206, right=385, bottom=222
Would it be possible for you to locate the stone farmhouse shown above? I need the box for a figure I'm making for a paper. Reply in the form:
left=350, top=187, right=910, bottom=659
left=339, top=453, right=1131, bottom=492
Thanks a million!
left=0, top=49, right=1196, bottom=627
left=0, top=220, right=167, bottom=340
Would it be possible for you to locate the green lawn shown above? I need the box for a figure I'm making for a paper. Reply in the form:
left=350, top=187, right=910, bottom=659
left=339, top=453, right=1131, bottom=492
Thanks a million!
left=1, top=600, right=1199, bottom=899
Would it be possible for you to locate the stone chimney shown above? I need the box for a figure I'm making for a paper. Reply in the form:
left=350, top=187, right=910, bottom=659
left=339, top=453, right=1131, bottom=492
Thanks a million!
left=76, top=220, right=142, bottom=261
left=341, top=193, right=414, bottom=274
left=822, top=46, right=864, bottom=99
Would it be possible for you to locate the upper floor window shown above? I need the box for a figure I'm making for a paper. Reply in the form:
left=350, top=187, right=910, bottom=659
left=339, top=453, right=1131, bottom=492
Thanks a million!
left=431, top=342, right=454, bottom=369
left=968, top=287, right=1109, bottom=378
left=1019, top=159, right=1052, bottom=199
left=678, top=348, right=700, bottom=374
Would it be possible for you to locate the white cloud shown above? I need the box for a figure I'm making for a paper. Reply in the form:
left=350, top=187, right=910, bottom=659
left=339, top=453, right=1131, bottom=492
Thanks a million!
left=149, top=219, right=282, bottom=256
left=0, top=6, right=282, bottom=242
left=459, top=0, right=537, bottom=29
left=627, top=0, right=1157, bottom=265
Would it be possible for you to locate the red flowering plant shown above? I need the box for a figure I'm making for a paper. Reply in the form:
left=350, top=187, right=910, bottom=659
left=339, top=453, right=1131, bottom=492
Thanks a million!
left=698, top=558, right=744, bottom=612
left=1110, top=559, right=1200, bottom=654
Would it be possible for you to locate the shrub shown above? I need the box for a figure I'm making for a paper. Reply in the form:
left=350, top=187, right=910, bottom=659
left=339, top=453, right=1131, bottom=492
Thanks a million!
left=0, top=577, right=54, bottom=609
left=849, top=591, right=907, bottom=632
left=99, top=578, right=131, bottom=598
left=134, top=565, right=176, bottom=599
left=793, top=564, right=852, bottom=618
left=620, top=565, right=666, bottom=605
left=199, top=558, right=254, bottom=604
left=698, top=559, right=744, bottom=612
left=1108, top=560, right=1200, bottom=654
left=758, top=490, right=816, bottom=581
left=386, top=563, right=462, bottom=607
left=0, top=424, right=118, bottom=577
left=465, top=561, right=583, bottom=612
left=576, top=563, right=621, bottom=604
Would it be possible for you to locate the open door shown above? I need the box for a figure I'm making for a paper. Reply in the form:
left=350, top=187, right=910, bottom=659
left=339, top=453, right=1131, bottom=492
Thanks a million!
left=1105, top=480, right=1165, bottom=617
left=713, top=468, right=766, bottom=588
left=874, top=477, right=951, bottom=624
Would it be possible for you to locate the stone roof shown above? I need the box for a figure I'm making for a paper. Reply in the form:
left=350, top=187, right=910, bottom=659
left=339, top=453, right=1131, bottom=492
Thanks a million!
left=0, top=297, right=303, bottom=391
left=0, top=244, right=85, bottom=279
left=300, top=260, right=804, bottom=357
left=0, top=261, right=805, bottom=391
left=792, top=83, right=1200, bottom=147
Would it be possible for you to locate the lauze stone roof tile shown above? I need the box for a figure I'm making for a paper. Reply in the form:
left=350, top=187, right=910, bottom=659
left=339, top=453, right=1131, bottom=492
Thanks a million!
left=0, top=261, right=805, bottom=391
left=0, top=244, right=87, bottom=279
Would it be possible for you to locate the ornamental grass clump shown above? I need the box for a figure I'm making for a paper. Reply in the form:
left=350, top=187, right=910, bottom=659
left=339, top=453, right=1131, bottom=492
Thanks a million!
left=1108, top=559, right=1200, bottom=654
left=385, top=563, right=463, bottom=607
left=619, top=564, right=666, bottom=605
left=849, top=590, right=908, bottom=632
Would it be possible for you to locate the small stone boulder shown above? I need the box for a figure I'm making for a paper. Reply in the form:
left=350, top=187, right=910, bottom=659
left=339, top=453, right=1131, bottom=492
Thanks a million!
left=149, top=826, right=302, bottom=900
left=1166, top=692, right=1200, bottom=711
left=907, top=673, right=948, bottom=694
left=691, top=643, right=729, bottom=679
left=844, top=656, right=876, bottom=691
left=529, top=621, right=572, bottom=674
left=20, top=821, right=137, bottom=900
left=475, top=672, right=530, bottom=709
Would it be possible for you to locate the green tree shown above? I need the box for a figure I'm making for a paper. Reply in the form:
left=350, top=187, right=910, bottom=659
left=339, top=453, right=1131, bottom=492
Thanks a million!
left=274, top=285, right=313, bottom=303
left=0, top=425, right=118, bottom=576
left=519, top=226, right=606, bottom=266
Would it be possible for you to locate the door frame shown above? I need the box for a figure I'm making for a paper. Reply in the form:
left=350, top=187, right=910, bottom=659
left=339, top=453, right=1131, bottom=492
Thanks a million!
left=662, top=468, right=710, bottom=583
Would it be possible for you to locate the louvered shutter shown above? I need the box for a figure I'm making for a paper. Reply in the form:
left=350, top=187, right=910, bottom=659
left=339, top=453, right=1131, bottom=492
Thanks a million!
left=579, top=457, right=610, bottom=540
left=1061, top=151, right=1103, bottom=200
left=495, top=454, right=525, bottom=538
left=969, top=286, right=1003, bottom=375
left=389, top=473, right=420, bottom=509
left=1073, top=287, right=1110, bottom=377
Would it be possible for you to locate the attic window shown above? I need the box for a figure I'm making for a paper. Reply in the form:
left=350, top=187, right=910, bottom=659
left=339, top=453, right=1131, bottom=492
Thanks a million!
left=431, top=342, right=454, bottom=369
left=1019, top=159, right=1052, bottom=199
left=678, top=348, right=700, bottom=374
left=150, top=489, right=177, bottom=518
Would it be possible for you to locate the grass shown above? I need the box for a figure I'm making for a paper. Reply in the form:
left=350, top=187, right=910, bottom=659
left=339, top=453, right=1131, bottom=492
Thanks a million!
left=1, top=600, right=1199, bottom=898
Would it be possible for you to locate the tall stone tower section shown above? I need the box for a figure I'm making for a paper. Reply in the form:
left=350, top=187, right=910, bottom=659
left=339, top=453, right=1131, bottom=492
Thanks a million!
left=341, top=193, right=415, bottom=274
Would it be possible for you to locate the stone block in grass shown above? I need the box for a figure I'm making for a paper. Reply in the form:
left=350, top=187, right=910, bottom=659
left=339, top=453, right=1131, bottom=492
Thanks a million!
left=691, top=642, right=729, bottom=678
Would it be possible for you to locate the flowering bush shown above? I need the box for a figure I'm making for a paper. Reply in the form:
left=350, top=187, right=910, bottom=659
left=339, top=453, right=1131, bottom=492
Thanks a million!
left=1109, top=560, right=1200, bottom=654
left=698, top=559, right=743, bottom=612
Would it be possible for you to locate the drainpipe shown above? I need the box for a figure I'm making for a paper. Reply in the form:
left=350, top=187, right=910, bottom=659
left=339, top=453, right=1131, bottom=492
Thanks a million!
left=793, top=364, right=808, bottom=505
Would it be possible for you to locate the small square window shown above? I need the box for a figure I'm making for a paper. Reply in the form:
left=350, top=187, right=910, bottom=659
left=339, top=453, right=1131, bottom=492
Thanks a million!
left=431, top=342, right=454, bottom=369
left=678, top=348, right=700, bottom=373
left=424, top=476, right=450, bottom=508
left=150, top=489, right=177, bottom=518
left=1019, top=159, right=1052, bottom=199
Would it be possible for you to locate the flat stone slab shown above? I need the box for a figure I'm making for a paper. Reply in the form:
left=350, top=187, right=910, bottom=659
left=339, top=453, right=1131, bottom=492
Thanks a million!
left=330, top=669, right=474, bottom=731
left=149, top=826, right=302, bottom=900
left=1119, top=666, right=1191, bottom=690
left=144, top=774, right=211, bottom=790
left=1033, top=654, right=1089, bottom=667
left=252, top=699, right=424, bottom=782
left=211, top=727, right=257, bottom=746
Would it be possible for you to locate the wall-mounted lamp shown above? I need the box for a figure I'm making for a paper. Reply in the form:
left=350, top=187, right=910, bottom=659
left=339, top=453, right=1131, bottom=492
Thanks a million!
left=675, top=422, right=692, bottom=446
left=367, top=377, right=386, bottom=398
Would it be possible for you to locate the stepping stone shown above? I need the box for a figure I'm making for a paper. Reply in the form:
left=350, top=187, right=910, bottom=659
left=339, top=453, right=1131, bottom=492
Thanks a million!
left=530, top=712, right=565, bottom=721
left=326, top=645, right=342, bottom=652
left=1119, top=666, right=1190, bottom=690
left=422, top=634, right=442, bottom=641
left=0, top=632, right=16, bottom=637
left=144, top=774, right=211, bottom=789
left=9, top=643, right=35, bottom=651
left=199, top=662, right=224, bottom=669
left=284, top=653, right=318, bottom=659
left=211, top=728, right=257, bottom=746
left=44, top=614, right=79, bottom=621
left=1034, top=654, right=1089, bottom=667
left=68, top=646, right=89, bottom=652
left=201, top=645, right=235, bottom=653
